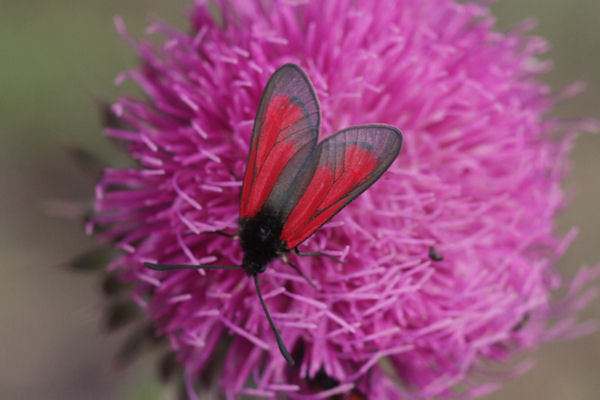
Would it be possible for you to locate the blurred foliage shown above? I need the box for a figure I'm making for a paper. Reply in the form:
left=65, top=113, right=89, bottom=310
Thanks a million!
left=1, top=1, right=185, bottom=157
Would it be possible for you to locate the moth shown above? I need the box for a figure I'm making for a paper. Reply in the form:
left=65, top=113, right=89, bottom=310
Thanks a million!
left=147, top=63, right=403, bottom=364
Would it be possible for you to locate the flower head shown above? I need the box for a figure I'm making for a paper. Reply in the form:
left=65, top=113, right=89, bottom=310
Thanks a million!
left=92, top=0, right=599, bottom=398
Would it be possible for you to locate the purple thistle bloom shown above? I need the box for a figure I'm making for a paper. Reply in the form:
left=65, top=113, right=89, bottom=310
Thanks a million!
left=92, top=0, right=599, bottom=398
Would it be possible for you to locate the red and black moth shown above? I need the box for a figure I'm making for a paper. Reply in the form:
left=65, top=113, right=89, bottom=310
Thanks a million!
left=146, top=63, right=403, bottom=365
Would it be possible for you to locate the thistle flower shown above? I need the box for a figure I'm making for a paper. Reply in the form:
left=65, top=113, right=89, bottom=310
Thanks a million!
left=91, top=0, right=599, bottom=398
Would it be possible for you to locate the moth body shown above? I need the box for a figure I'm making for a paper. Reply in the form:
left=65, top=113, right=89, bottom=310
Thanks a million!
left=239, top=208, right=287, bottom=276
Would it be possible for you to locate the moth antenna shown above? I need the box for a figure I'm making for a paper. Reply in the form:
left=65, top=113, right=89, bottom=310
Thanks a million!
left=145, top=263, right=242, bottom=271
left=253, top=275, right=294, bottom=365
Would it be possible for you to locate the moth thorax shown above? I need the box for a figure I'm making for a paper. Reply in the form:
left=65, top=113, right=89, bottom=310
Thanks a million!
left=239, top=208, right=286, bottom=276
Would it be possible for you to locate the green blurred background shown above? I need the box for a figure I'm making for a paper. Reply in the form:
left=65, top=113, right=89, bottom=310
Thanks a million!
left=1, top=1, right=598, bottom=399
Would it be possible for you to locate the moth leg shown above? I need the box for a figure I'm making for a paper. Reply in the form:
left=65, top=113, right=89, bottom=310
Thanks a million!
left=226, top=166, right=241, bottom=181
left=204, top=230, right=239, bottom=239
left=182, top=230, right=238, bottom=239
left=281, top=254, right=317, bottom=288
left=293, top=248, right=346, bottom=264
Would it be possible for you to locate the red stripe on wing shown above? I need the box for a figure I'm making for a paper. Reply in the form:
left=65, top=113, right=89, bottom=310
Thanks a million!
left=281, top=145, right=378, bottom=248
left=240, top=94, right=303, bottom=218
